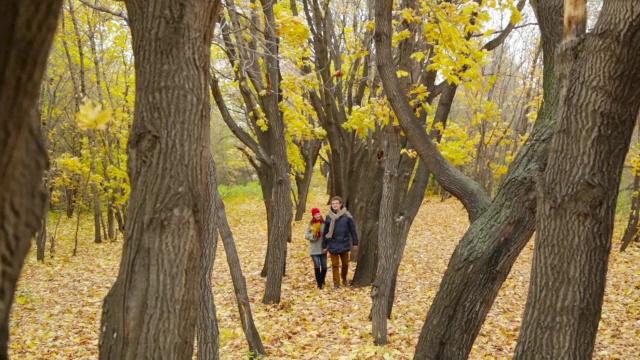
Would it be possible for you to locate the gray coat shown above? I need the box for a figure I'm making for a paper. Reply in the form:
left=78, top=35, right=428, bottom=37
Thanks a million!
left=304, top=222, right=325, bottom=255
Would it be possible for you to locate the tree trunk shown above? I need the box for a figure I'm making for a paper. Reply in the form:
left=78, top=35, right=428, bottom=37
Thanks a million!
left=99, top=0, right=218, bottom=358
left=211, top=162, right=266, bottom=357
left=92, top=183, right=103, bottom=243
left=406, top=1, right=563, bottom=357
left=294, top=139, right=321, bottom=221
left=261, top=0, right=293, bottom=304
left=350, top=140, right=386, bottom=286
left=621, top=127, right=640, bottom=252
left=370, top=125, right=431, bottom=342
left=66, top=186, right=76, bottom=218
left=37, top=180, right=50, bottom=262
left=197, top=159, right=219, bottom=360
left=0, top=0, right=62, bottom=356
left=621, top=169, right=640, bottom=251
left=107, top=204, right=116, bottom=240
left=515, top=2, right=640, bottom=358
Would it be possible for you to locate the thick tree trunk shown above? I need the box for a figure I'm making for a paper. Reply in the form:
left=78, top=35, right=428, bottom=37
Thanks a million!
left=350, top=140, right=386, bottom=286
left=371, top=130, right=430, bottom=343
left=0, top=0, right=62, bottom=356
left=198, top=159, right=220, bottom=360
left=99, top=0, right=218, bottom=358
left=211, top=163, right=266, bottom=357
left=407, top=1, right=563, bottom=357
left=515, top=2, right=640, bottom=358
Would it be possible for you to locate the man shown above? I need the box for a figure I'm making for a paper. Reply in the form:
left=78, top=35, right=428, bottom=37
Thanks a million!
left=322, top=196, right=359, bottom=288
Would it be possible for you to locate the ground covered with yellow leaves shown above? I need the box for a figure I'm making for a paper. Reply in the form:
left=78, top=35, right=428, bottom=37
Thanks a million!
left=9, top=189, right=640, bottom=359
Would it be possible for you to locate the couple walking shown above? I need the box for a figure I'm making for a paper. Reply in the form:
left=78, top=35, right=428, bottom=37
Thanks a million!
left=304, top=196, right=359, bottom=289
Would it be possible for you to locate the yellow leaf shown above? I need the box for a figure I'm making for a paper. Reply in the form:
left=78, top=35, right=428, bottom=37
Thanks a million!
left=75, top=97, right=111, bottom=131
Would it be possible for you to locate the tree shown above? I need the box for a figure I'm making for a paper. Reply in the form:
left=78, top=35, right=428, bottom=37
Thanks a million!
left=98, top=0, right=219, bottom=357
left=515, top=1, right=640, bottom=358
left=621, top=125, right=640, bottom=251
left=0, top=0, right=63, bottom=356
left=212, top=162, right=266, bottom=357
left=373, top=0, right=537, bottom=350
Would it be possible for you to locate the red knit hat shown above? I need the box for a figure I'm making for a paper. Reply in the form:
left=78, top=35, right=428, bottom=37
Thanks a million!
left=311, top=208, right=321, bottom=216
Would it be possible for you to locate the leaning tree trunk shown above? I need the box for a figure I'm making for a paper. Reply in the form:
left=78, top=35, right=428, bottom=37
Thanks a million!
left=621, top=168, right=640, bottom=251
left=99, top=0, right=218, bottom=358
left=372, top=0, right=564, bottom=357
left=406, top=1, right=563, bottom=357
left=621, top=127, right=640, bottom=252
left=515, top=2, right=640, bottom=358
left=0, top=0, right=62, bottom=356
left=212, top=162, right=266, bottom=357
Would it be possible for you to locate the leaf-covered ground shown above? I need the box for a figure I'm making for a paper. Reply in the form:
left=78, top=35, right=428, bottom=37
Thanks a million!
left=10, top=191, right=640, bottom=359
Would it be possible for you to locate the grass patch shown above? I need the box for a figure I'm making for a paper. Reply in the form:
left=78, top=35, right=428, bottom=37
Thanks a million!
left=218, top=181, right=263, bottom=201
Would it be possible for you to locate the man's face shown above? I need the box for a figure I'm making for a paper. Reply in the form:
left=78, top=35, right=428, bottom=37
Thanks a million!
left=331, top=200, right=342, bottom=211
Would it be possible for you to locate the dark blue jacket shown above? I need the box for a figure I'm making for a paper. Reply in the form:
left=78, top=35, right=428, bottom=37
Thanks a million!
left=322, top=213, right=358, bottom=254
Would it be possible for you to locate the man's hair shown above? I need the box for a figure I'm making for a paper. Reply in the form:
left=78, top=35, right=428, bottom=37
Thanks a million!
left=330, top=196, right=343, bottom=204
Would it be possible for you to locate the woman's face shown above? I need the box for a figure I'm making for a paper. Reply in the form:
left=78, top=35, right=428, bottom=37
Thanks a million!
left=331, top=200, right=342, bottom=211
left=313, top=213, right=322, bottom=220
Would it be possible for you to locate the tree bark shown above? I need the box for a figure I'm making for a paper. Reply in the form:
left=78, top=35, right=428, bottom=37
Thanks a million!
left=371, top=0, right=561, bottom=357
left=294, top=138, right=321, bottom=221
left=620, top=168, right=640, bottom=251
left=621, top=127, right=640, bottom=252
left=211, top=162, right=266, bottom=357
left=260, top=0, right=293, bottom=304
left=99, top=0, right=218, bottom=358
left=0, top=0, right=62, bottom=356
left=515, top=2, right=640, bottom=358
left=197, top=159, right=220, bottom=360
left=36, top=178, right=50, bottom=262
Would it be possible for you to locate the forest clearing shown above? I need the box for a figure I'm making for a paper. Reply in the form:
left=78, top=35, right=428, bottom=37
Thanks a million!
left=10, top=190, right=640, bottom=359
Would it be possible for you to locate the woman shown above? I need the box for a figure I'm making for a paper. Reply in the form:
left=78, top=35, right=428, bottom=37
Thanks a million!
left=304, top=208, right=327, bottom=289
left=322, top=196, right=359, bottom=288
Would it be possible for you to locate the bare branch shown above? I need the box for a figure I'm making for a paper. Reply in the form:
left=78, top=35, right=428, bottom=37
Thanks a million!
left=78, top=0, right=129, bottom=25
left=482, top=0, right=526, bottom=51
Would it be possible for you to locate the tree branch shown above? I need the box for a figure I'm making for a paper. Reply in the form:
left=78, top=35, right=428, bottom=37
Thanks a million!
left=78, top=0, right=129, bottom=25
left=210, top=73, right=273, bottom=166
left=482, top=0, right=526, bottom=51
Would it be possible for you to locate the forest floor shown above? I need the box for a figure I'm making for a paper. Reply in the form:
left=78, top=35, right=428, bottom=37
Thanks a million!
left=9, top=188, right=640, bottom=359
